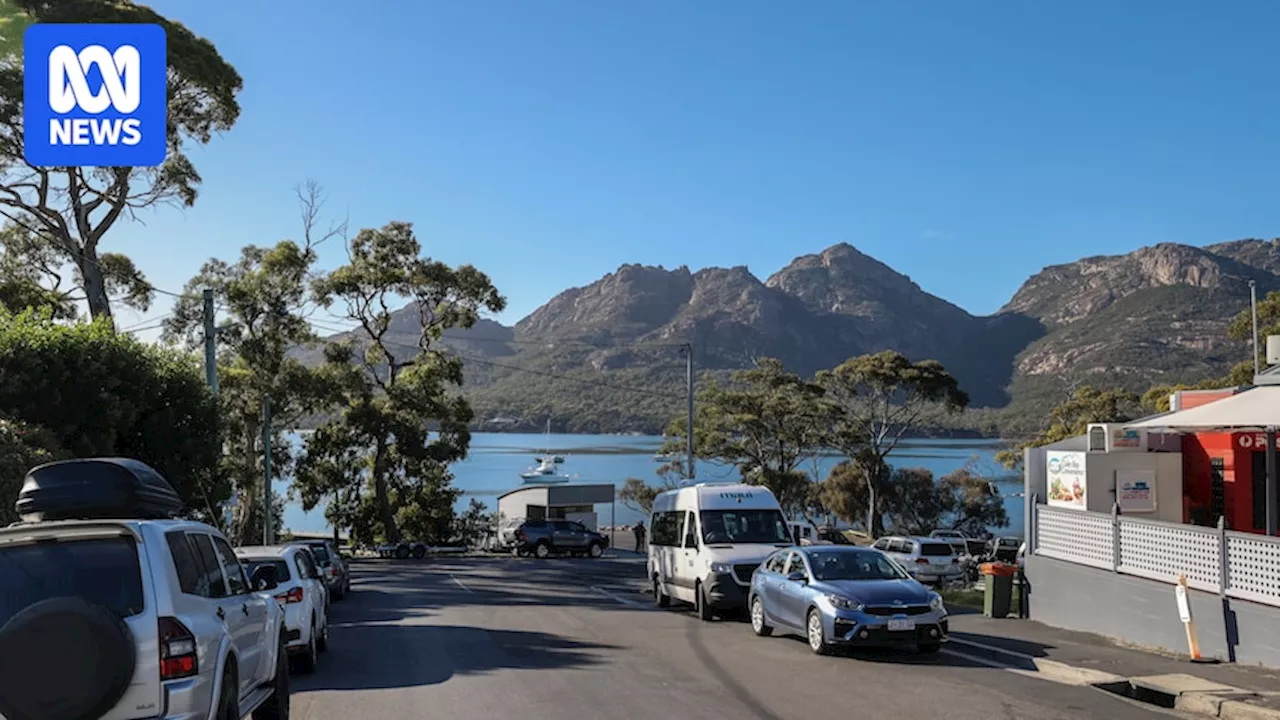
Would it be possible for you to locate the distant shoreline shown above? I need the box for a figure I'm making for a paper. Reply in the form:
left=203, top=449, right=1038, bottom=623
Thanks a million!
left=290, top=423, right=1003, bottom=442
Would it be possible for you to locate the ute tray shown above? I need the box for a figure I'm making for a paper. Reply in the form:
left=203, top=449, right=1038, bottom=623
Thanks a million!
left=15, top=458, right=183, bottom=522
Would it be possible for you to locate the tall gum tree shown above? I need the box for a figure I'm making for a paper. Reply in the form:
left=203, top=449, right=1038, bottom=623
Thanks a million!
left=817, top=350, right=968, bottom=536
left=0, top=0, right=242, bottom=320
left=296, top=221, right=505, bottom=544
left=162, top=184, right=340, bottom=543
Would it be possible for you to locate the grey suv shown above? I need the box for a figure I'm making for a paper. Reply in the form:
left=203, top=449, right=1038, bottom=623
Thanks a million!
left=513, top=519, right=609, bottom=558
left=295, top=539, right=350, bottom=600
left=0, top=458, right=291, bottom=720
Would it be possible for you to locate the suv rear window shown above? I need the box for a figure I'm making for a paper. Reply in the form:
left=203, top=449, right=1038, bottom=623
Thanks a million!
left=240, top=558, right=292, bottom=583
left=0, top=537, right=144, bottom=625
left=919, top=543, right=953, bottom=557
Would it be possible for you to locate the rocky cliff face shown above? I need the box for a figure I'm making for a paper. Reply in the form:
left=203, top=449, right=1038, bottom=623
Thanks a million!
left=318, top=238, right=1280, bottom=433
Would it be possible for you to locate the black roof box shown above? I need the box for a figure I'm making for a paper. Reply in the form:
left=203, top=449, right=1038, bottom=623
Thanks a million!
left=14, top=458, right=184, bottom=523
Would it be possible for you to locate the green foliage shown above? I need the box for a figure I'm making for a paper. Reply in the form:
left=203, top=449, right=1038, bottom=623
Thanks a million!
left=619, top=476, right=661, bottom=513
left=660, top=358, right=827, bottom=512
left=816, top=350, right=968, bottom=534
left=164, top=230, right=332, bottom=543
left=296, top=222, right=505, bottom=544
left=454, top=498, right=490, bottom=546
left=996, top=386, right=1141, bottom=469
left=0, top=310, right=222, bottom=517
left=0, top=0, right=243, bottom=319
left=0, top=415, right=66, bottom=524
left=0, top=224, right=77, bottom=318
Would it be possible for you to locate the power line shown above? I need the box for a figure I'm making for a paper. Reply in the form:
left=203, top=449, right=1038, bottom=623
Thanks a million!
left=310, top=312, right=686, bottom=350
left=119, top=311, right=173, bottom=332
left=121, top=320, right=167, bottom=335
left=307, top=319, right=682, bottom=400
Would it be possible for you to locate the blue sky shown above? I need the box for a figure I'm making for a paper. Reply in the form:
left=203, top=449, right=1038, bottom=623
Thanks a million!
left=111, top=0, right=1280, bottom=335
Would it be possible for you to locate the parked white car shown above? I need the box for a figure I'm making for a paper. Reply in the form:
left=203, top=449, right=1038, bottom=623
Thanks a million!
left=236, top=545, right=330, bottom=673
left=0, top=458, right=290, bottom=720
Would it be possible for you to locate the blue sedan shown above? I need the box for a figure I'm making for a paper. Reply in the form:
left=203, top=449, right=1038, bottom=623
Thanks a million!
left=748, top=546, right=949, bottom=655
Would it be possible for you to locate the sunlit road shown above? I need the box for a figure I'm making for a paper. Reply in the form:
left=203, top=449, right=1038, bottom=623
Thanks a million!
left=289, top=556, right=1180, bottom=720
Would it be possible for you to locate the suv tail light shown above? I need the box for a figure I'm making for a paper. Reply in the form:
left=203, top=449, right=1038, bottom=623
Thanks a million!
left=952, top=557, right=959, bottom=564
left=329, top=566, right=339, bottom=578
left=275, top=586, right=304, bottom=604
left=158, top=616, right=198, bottom=680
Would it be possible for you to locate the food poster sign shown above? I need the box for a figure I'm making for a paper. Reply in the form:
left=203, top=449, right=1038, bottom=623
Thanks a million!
left=1047, top=451, right=1087, bottom=509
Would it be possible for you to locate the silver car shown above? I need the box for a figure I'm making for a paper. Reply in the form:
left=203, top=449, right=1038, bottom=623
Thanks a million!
left=872, top=535, right=965, bottom=584
left=748, top=546, right=949, bottom=655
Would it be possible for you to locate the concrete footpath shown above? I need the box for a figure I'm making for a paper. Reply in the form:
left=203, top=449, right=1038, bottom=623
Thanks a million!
left=944, top=611, right=1280, bottom=719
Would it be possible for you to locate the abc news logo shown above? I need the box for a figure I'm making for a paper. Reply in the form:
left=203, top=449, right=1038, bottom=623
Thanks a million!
left=48, top=44, right=143, bottom=147
left=23, top=24, right=167, bottom=168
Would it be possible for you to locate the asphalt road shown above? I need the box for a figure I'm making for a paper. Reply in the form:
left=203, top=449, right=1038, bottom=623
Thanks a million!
left=290, top=555, right=1186, bottom=720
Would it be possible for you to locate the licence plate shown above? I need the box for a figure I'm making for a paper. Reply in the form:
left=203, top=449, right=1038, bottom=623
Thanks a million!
left=887, top=619, right=915, bottom=632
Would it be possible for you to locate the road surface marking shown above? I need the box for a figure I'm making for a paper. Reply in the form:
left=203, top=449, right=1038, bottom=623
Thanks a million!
left=451, top=574, right=473, bottom=593
left=591, top=585, right=649, bottom=608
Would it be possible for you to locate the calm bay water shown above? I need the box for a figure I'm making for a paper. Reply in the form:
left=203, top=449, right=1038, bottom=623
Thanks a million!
left=279, top=433, right=1023, bottom=538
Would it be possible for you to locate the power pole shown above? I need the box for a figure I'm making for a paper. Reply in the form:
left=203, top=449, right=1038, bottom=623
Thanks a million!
left=1251, top=280, right=1261, bottom=379
left=684, top=343, right=695, bottom=480
left=203, top=289, right=218, bottom=394
left=262, top=395, right=273, bottom=545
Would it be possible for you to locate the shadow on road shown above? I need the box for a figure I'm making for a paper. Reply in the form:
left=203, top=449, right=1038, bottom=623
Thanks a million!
left=293, top=625, right=615, bottom=692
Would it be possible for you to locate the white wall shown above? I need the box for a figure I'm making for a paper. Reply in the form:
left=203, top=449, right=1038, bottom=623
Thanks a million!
left=1083, top=451, right=1183, bottom=522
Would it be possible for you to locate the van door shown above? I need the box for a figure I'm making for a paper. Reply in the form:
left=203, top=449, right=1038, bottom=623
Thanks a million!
left=673, top=510, right=700, bottom=600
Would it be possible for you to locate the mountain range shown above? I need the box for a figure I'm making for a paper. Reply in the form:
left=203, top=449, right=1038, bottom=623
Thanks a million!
left=311, top=238, right=1280, bottom=436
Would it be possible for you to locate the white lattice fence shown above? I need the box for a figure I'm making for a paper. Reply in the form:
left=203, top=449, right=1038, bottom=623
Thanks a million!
left=1116, top=518, right=1220, bottom=592
left=1035, top=506, right=1113, bottom=570
left=1226, top=532, right=1280, bottom=607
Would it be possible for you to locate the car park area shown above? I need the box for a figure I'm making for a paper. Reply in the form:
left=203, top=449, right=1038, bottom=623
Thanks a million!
left=283, top=554, right=1181, bottom=720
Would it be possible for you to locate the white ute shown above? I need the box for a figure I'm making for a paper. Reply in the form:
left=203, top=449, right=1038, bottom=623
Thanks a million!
left=0, top=457, right=291, bottom=720
left=648, top=482, right=792, bottom=620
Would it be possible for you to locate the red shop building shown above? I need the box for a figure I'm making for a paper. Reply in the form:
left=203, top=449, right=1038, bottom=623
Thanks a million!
left=1131, top=387, right=1280, bottom=534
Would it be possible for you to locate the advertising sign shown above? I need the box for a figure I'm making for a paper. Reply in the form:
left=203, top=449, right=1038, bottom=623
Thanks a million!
left=1116, top=469, right=1157, bottom=513
left=1046, top=451, right=1087, bottom=509
left=1110, top=427, right=1143, bottom=450
left=1236, top=432, right=1280, bottom=450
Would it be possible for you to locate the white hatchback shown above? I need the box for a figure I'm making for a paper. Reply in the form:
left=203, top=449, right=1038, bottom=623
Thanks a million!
left=235, top=545, right=331, bottom=673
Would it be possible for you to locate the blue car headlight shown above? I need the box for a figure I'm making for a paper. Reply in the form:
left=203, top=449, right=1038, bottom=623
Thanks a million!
left=710, top=562, right=732, bottom=574
left=929, top=592, right=945, bottom=612
left=825, top=594, right=863, bottom=611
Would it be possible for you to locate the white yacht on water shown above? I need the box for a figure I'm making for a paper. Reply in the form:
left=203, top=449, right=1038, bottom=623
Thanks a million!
left=520, top=456, right=570, bottom=482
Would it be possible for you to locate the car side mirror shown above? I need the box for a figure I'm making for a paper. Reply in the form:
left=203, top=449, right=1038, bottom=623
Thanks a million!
left=250, top=565, right=279, bottom=591
left=787, top=571, right=807, bottom=583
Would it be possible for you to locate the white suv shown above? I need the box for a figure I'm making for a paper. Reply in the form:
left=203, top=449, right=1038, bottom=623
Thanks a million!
left=236, top=545, right=330, bottom=673
left=0, top=457, right=291, bottom=720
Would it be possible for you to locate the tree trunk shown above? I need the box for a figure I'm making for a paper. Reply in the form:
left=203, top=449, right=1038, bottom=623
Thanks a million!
left=75, top=250, right=113, bottom=321
left=235, top=418, right=260, bottom=545
left=371, top=436, right=401, bottom=543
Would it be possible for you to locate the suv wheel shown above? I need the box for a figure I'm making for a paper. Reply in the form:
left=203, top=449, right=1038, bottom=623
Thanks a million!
left=588, top=542, right=604, bottom=558
left=534, top=541, right=551, bottom=559
left=293, top=623, right=318, bottom=674
left=216, top=667, right=238, bottom=720
left=252, top=634, right=291, bottom=720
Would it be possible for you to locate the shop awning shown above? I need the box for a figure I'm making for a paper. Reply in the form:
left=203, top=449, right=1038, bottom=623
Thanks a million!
left=1127, top=386, right=1280, bottom=431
